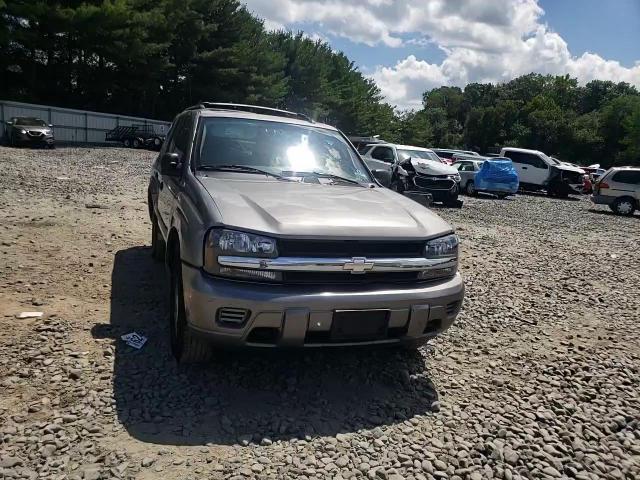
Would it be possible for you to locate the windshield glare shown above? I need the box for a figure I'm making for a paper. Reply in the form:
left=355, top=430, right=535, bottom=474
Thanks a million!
left=197, top=118, right=371, bottom=183
left=15, top=117, right=47, bottom=127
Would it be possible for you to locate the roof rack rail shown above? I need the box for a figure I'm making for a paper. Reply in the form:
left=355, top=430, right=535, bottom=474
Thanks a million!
left=186, top=102, right=313, bottom=122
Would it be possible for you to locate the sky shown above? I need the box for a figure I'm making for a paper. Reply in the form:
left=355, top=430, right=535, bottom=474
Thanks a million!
left=241, top=0, right=640, bottom=110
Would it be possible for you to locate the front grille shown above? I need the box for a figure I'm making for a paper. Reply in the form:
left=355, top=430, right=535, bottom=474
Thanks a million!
left=27, top=130, right=44, bottom=137
left=279, top=240, right=425, bottom=258
left=282, top=271, right=421, bottom=285
left=216, top=307, right=250, bottom=326
left=413, top=175, right=455, bottom=190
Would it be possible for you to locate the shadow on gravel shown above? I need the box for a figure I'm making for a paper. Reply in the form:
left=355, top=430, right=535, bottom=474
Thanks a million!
left=92, top=247, right=439, bottom=447
left=516, top=190, right=582, bottom=201
left=587, top=208, right=639, bottom=219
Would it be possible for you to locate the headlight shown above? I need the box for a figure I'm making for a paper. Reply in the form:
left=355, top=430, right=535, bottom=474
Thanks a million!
left=419, top=234, right=459, bottom=280
left=425, top=234, right=458, bottom=259
left=452, top=173, right=461, bottom=182
left=19, top=129, right=27, bottom=134
left=204, top=229, right=281, bottom=281
left=44, top=129, right=52, bottom=135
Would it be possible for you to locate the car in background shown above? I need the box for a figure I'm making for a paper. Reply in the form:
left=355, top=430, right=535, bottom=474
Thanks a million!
left=360, top=143, right=462, bottom=206
left=591, top=167, right=640, bottom=215
left=500, top=147, right=584, bottom=197
left=4, top=117, right=55, bottom=148
left=454, top=157, right=519, bottom=198
left=432, top=148, right=481, bottom=165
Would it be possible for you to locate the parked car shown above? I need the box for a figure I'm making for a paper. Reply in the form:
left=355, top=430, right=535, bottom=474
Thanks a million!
left=432, top=148, right=480, bottom=165
left=4, top=117, right=55, bottom=148
left=148, top=102, right=465, bottom=362
left=500, top=147, right=585, bottom=197
left=360, top=143, right=462, bottom=206
left=591, top=167, right=640, bottom=215
left=454, top=157, right=519, bottom=198
left=105, top=124, right=165, bottom=150
left=348, top=135, right=386, bottom=153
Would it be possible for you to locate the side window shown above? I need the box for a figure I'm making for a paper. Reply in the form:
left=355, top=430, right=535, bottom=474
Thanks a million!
left=612, top=170, right=640, bottom=184
left=371, top=146, right=395, bottom=163
left=531, top=155, right=548, bottom=169
left=166, top=114, right=192, bottom=158
left=504, top=151, right=523, bottom=164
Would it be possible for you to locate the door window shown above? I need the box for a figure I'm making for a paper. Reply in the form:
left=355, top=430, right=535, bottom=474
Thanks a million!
left=612, top=170, right=640, bottom=185
left=371, top=146, right=395, bottom=163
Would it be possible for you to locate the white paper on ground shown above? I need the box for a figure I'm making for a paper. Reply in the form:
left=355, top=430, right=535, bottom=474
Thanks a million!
left=17, top=311, right=44, bottom=319
left=121, top=332, right=147, bottom=349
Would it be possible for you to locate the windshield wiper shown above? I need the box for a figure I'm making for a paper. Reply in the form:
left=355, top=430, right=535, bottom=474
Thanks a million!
left=303, top=171, right=364, bottom=186
left=198, top=164, right=291, bottom=181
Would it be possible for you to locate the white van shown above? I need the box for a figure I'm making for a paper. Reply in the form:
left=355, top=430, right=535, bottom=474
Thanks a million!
left=500, top=147, right=585, bottom=197
left=591, top=167, right=640, bottom=215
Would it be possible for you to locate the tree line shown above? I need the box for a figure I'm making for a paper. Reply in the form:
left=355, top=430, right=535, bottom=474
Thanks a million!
left=1, top=0, right=638, bottom=166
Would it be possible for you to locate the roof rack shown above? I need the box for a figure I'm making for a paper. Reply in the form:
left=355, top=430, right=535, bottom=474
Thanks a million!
left=186, top=102, right=313, bottom=122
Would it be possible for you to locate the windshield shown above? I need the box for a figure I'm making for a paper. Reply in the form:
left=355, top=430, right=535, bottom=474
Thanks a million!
left=397, top=149, right=441, bottom=162
left=196, top=117, right=372, bottom=184
left=14, top=117, right=47, bottom=127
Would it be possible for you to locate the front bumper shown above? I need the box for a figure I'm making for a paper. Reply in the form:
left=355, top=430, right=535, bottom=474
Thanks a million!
left=182, top=264, right=464, bottom=348
left=14, top=134, right=54, bottom=146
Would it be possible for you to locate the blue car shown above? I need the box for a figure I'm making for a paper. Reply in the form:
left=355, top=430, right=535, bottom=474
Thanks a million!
left=471, top=158, right=519, bottom=198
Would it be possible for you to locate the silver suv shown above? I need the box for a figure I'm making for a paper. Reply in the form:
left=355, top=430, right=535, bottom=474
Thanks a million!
left=148, top=103, right=465, bottom=362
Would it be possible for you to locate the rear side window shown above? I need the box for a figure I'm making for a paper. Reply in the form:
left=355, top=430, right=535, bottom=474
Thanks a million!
left=611, top=170, right=640, bottom=185
left=506, top=151, right=548, bottom=169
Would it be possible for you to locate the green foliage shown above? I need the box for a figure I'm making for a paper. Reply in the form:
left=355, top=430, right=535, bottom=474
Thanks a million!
left=418, top=74, right=639, bottom=166
left=0, top=1, right=637, bottom=166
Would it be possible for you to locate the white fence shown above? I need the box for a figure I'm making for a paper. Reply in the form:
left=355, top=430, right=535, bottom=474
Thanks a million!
left=0, top=100, right=171, bottom=144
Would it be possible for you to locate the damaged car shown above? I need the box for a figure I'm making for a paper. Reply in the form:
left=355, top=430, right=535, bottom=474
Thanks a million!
left=361, top=143, right=462, bottom=207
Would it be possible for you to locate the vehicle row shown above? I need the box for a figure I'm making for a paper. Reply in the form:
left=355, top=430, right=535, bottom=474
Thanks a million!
left=1, top=117, right=166, bottom=150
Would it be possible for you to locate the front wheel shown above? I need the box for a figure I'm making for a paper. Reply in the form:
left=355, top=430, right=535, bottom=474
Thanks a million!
left=465, top=181, right=476, bottom=196
left=132, top=138, right=141, bottom=148
left=611, top=197, right=636, bottom=216
left=123, top=138, right=131, bottom=148
left=169, top=244, right=212, bottom=363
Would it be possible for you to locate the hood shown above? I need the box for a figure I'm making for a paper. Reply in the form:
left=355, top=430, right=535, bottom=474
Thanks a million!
left=197, top=174, right=453, bottom=239
left=555, top=163, right=585, bottom=175
left=410, top=159, right=458, bottom=176
left=15, top=126, right=51, bottom=133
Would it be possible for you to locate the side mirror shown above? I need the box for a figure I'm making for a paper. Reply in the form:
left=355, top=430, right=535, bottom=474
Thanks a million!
left=160, top=152, right=181, bottom=176
left=371, top=169, right=391, bottom=186
left=48, top=124, right=53, bottom=128
left=5, top=121, right=13, bottom=126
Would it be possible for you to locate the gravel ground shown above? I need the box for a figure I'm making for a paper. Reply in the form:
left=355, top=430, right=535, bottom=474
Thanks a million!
left=0, top=146, right=638, bottom=480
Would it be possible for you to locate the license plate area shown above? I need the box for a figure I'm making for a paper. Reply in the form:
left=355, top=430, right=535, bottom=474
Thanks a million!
left=331, top=309, right=389, bottom=341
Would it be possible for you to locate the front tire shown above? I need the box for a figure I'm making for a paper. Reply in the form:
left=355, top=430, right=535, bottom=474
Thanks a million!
left=123, top=138, right=131, bottom=148
left=169, top=244, right=212, bottom=363
left=465, top=181, right=476, bottom=196
left=611, top=197, right=636, bottom=216
left=132, top=138, right=141, bottom=148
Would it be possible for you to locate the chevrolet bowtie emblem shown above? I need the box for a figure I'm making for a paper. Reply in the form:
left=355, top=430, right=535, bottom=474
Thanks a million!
left=343, top=257, right=374, bottom=274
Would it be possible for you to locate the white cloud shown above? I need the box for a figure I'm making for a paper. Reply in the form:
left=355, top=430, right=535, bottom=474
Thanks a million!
left=242, top=0, right=640, bottom=109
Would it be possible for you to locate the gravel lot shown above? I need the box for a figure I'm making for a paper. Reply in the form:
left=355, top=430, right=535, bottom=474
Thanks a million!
left=0, top=147, right=639, bottom=480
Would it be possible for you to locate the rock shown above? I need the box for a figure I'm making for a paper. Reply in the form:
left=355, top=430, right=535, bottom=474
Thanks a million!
left=141, top=457, right=155, bottom=468
left=0, top=457, right=23, bottom=468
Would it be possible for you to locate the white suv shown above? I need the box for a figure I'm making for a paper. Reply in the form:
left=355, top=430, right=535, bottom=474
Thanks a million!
left=591, top=167, right=640, bottom=215
left=500, top=147, right=585, bottom=197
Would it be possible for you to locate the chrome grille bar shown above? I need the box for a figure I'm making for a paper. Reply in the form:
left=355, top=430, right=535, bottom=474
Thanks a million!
left=217, top=256, right=457, bottom=273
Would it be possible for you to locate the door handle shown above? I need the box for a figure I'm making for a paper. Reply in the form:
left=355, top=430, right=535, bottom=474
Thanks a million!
left=522, top=166, right=528, bottom=170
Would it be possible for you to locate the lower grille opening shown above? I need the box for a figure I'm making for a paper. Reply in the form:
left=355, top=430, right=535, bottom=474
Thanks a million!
left=246, top=327, right=280, bottom=345
left=216, top=307, right=250, bottom=327
left=424, top=319, right=442, bottom=334
left=446, top=301, right=461, bottom=316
